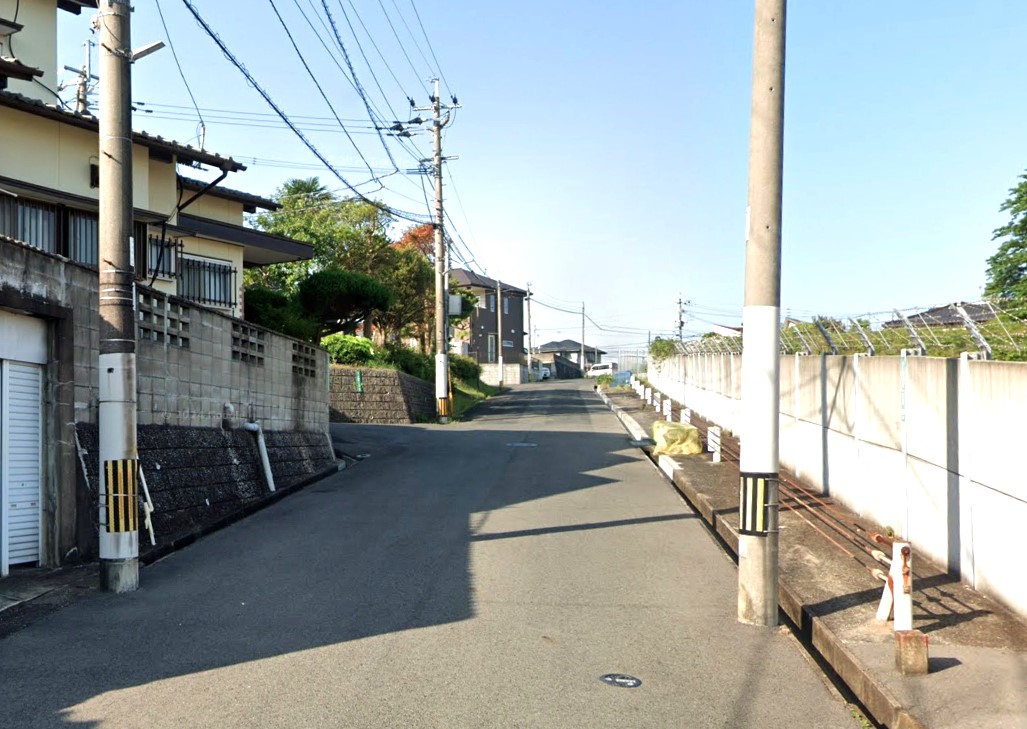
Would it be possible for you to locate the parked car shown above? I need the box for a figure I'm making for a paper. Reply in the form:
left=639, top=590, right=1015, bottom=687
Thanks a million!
left=585, top=362, right=616, bottom=378
left=540, top=366, right=551, bottom=380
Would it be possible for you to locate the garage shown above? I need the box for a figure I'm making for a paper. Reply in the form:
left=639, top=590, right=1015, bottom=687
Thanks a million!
left=1, top=310, right=46, bottom=577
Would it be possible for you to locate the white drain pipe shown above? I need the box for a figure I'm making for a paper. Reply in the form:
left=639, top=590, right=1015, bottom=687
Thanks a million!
left=244, top=421, right=276, bottom=493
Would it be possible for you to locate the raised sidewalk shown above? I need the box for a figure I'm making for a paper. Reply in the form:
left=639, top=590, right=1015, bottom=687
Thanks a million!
left=599, top=386, right=1027, bottom=729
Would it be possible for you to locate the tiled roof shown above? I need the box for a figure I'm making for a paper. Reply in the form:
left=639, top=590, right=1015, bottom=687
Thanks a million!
left=450, top=268, right=526, bottom=295
left=537, top=339, right=607, bottom=355
left=179, top=176, right=279, bottom=212
left=0, top=57, right=42, bottom=82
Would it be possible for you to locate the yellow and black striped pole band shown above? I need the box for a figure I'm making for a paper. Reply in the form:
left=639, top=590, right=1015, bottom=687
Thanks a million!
left=739, top=472, right=779, bottom=536
left=104, top=459, right=139, bottom=533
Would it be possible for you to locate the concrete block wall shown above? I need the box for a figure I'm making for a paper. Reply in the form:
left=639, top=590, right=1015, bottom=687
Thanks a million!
left=329, top=366, right=435, bottom=423
left=479, top=362, right=529, bottom=385
left=649, top=351, right=1027, bottom=618
left=133, top=288, right=329, bottom=433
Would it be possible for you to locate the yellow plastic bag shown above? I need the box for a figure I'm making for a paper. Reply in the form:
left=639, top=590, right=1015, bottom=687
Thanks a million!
left=651, top=420, right=702, bottom=456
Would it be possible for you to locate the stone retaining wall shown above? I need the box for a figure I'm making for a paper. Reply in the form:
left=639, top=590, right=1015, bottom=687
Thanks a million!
left=75, top=423, right=335, bottom=559
left=329, top=366, right=434, bottom=424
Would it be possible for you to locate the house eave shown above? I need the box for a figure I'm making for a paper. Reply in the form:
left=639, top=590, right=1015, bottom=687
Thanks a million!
left=177, top=213, right=312, bottom=266
left=178, top=176, right=280, bottom=212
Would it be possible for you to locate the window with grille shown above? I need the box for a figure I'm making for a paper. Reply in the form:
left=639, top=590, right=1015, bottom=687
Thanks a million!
left=0, top=196, right=101, bottom=266
left=144, top=235, right=178, bottom=279
left=179, top=255, right=236, bottom=308
left=68, top=210, right=99, bottom=266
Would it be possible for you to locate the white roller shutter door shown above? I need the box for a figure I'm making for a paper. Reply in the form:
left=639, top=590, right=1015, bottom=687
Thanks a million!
left=2, top=362, right=43, bottom=570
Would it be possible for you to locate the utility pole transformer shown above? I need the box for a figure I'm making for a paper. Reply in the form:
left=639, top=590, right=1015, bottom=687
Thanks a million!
left=738, top=0, right=786, bottom=626
left=98, top=0, right=139, bottom=593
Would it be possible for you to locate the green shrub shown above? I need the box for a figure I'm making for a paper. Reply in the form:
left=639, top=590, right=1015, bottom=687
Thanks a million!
left=649, top=337, right=678, bottom=363
left=243, top=286, right=320, bottom=342
left=321, top=333, right=376, bottom=364
left=380, top=343, right=435, bottom=381
left=449, top=354, right=481, bottom=382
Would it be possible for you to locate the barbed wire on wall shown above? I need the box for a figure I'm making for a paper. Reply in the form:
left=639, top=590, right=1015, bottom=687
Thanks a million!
left=674, top=299, right=1027, bottom=362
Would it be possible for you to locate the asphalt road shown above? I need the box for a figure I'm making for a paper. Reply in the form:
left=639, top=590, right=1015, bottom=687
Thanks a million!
left=0, top=380, right=860, bottom=728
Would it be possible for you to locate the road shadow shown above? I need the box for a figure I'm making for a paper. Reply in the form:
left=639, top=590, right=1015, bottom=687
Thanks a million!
left=0, top=382, right=684, bottom=726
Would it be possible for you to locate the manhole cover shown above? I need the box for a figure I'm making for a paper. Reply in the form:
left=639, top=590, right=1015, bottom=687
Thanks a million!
left=600, top=673, right=642, bottom=688
left=506, top=442, right=537, bottom=448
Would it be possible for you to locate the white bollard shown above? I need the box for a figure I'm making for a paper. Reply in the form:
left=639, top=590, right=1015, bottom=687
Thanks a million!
left=707, top=426, right=721, bottom=462
left=663, top=398, right=672, bottom=421
left=644, top=386, right=652, bottom=403
left=681, top=408, right=691, bottom=425
left=875, top=542, right=913, bottom=631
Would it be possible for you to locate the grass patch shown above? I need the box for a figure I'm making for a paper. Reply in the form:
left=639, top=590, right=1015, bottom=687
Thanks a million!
left=451, top=377, right=501, bottom=419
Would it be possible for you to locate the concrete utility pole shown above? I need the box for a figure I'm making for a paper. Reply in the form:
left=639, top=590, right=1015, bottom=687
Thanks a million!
left=98, top=0, right=139, bottom=593
left=738, top=0, right=786, bottom=626
left=678, top=297, right=684, bottom=343
left=580, top=303, right=586, bottom=371
left=496, top=279, right=504, bottom=388
left=526, top=283, right=533, bottom=380
left=415, top=79, right=455, bottom=422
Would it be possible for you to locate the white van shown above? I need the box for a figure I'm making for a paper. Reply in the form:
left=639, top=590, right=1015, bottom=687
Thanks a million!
left=585, top=362, right=616, bottom=378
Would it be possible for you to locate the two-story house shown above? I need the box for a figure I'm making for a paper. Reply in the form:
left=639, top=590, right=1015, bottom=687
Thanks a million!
left=450, top=269, right=526, bottom=367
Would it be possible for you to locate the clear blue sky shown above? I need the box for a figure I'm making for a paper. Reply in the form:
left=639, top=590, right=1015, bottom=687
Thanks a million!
left=56, top=1, right=1027, bottom=354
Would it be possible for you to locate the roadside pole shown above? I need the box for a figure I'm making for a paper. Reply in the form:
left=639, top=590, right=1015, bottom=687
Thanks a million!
left=580, top=303, right=586, bottom=373
left=497, top=279, right=504, bottom=388
left=427, top=79, right=449, bottom=422
left=98, top=0, right=139, bottom=592
left=738, top=0, right=786, bottom=626
left=526, top=283, right=533, bottom=380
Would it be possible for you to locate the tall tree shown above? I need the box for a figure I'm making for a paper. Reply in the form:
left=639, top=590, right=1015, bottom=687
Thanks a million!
left=985, top=172, right=1027, bottom=300
left=394, top=222, right=436, bottom=260
left=244, top=177, right=395, bottom=293
left=298, top=266, right=394, bottom=338
left=375, top=245, right=433, bottom=344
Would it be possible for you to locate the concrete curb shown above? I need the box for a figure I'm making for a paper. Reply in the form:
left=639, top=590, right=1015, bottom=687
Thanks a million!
left=599, top=389, right=928, bottom=729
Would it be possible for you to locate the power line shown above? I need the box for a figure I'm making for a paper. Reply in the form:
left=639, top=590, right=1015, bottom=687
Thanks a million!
left=179, top=0, right=430, bottom=224
left=343, top=0, right=415, bottom=107
left=376, top=0, right=430, bottom=96
left=316, top=0, right=398, bottom=168
left=267, top=0, right=379, bottom=177
left=327, top=0, right=399, bottom=122
left=154, top=0, right=206, bottom=147
left=408, top=0, right=451, bottom=97
left=389, top=0, right=435, bottom=80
